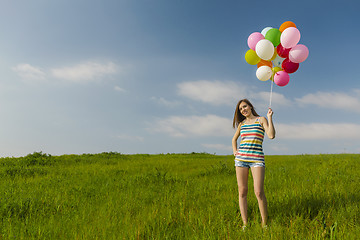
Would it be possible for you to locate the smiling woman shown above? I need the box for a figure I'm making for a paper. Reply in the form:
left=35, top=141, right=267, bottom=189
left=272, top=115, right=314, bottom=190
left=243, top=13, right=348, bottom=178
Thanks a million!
left=231, top=98, right=275, bottom=229
left=232, top=99, right=260, bottom=128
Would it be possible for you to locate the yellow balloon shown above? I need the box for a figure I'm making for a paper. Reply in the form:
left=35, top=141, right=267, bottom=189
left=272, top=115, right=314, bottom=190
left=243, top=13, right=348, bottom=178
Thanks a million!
left=270, top=48, right=277, bottom=60
left=271, top=67, right=282, bottom=81
left=272, top=67, right=282, bottom=73
left=245, top=49, right=260, bottom=65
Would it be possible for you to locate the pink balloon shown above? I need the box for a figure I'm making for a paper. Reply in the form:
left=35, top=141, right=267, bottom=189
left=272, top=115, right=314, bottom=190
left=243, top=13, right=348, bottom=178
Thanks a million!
left=274, top=71, right=290, bottom=87
left=248, top=32, right=265, bottom=51
left=280, top=27, right=300, bottom=48
left=289, top=44, right=309, bottom=63
left=282, top=58, right=299, bottom=73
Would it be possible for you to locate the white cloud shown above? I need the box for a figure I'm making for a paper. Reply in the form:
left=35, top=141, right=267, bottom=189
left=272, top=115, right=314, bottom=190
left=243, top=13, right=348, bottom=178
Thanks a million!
left=114, top=86, right=126, bottom=92
left=177, top=80, right=246, bottom=106
left=296, top=91, right=360, bottom=113
left=148, top=114, right=234, bottom=137
left=51, top=61, right=118, bottom=82
left=12, top=64, right=46, bottom=81
left=176, top=80, right=293, bottom=109
left=276, top=123, right=360, bottom=140
left=150, top=96, right=181, bottom=107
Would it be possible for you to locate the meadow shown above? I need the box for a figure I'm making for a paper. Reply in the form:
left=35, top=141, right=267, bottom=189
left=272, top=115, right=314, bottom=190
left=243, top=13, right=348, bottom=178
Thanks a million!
left=0, top=152, right=358, bottom=239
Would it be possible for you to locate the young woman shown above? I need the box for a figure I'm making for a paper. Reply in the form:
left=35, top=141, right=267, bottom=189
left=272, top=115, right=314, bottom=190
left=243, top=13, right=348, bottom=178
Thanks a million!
left=232, top=99, right=275, bottom=229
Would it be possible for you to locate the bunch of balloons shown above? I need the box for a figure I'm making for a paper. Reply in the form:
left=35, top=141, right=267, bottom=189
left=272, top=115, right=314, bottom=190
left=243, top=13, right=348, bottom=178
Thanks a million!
left=245, top=21, right=309, bottom=87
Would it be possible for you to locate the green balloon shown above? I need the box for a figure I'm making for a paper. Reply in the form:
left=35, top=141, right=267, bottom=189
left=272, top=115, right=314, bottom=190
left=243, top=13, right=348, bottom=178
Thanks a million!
left=265, top=28, right=281, bottom=47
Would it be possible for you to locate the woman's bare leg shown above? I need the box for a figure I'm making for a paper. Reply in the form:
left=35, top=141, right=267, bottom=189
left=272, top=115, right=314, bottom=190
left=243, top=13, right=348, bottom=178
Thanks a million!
left=236, top=166, right=249, bottom=226
left=251, top=166, right=268, bottom=227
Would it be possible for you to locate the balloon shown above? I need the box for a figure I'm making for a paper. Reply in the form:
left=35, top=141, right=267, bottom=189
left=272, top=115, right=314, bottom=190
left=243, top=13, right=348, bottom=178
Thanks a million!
left=280, top=27, right=300, bottom=48
left=270, top=48, right=277, bottom=60
left=272, top=67, right=282, bottom=73
left=244, top=21, right=308, bottom=88
left=257, top=59, right=273, bottom=68
left=279, top=21, right=297, bottom=32
left=276, top=43, right=290, bottom=58
left=289, top=44, right=309, bottom=63
left=261, top=27, right=273, bottom=37
left=245, top=49, right=260, bottom=65
left=272, top=55, right=285, bottom=68
left=282, top=58, right=299, bottom=73
left=265, top=28, right=281, bottom=47
left=274, top=71, right=290, bottom=86
left=256, top=66, right=272, bottom=81
left=255, top=39, right=274, bottom=61
left=248, top=32, right=265, bottom=51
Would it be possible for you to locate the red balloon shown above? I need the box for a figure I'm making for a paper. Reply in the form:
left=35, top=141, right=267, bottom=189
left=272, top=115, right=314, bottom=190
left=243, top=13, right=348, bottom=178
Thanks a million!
left=282, top=58, right=299, bottom=73
left=277, top=43, right=291, bottom=58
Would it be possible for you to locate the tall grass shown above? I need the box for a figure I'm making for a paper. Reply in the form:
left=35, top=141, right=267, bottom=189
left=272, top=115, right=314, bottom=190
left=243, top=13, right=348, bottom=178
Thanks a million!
left=0, top=152, right=358, bottom=239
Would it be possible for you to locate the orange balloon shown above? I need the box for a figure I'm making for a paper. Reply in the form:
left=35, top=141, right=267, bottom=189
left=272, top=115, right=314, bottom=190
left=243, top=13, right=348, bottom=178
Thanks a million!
left=279, top=21, right=297, bottom=32
left=257, top=59, right=273, bottom=68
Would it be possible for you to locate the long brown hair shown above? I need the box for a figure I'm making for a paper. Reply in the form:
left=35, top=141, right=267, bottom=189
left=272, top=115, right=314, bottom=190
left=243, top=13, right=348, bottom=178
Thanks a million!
left=232, top=99, right=259, bottom=128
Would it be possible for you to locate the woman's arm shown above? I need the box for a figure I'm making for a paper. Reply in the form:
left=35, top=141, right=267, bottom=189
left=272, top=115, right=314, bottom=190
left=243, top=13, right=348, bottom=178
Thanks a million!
left=232, top=124, right=241, bottom=155
left=260, top=108, right=275, bottom=139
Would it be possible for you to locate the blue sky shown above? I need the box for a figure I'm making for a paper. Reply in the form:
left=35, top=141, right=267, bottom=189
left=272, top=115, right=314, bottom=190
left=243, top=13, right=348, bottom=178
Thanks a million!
left=1, top=0, right=360, bottom=157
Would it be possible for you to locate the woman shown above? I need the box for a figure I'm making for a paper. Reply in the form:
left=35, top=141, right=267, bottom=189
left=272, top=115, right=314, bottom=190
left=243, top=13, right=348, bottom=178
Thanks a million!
left=232, top=99, right=275, bottom=229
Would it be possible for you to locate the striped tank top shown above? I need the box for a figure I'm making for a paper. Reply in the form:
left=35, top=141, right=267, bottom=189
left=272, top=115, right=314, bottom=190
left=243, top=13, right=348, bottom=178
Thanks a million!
left=235, top=117, right=265, bottom=163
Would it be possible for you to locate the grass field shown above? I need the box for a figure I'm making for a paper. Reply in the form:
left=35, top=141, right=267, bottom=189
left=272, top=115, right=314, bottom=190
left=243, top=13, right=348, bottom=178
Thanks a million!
left=0, top=152, right=359, bottom=239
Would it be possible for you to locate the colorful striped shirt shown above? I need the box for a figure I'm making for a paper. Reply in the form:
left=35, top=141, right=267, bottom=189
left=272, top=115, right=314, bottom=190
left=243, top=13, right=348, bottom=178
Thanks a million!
left=235, top=117, right=265, bottom=163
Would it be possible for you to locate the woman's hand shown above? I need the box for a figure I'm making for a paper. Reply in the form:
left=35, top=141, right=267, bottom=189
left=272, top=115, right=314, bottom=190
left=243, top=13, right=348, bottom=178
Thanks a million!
left=263, top=108, right=275, bottom=139
left=267, top=108, right=273, bottom=119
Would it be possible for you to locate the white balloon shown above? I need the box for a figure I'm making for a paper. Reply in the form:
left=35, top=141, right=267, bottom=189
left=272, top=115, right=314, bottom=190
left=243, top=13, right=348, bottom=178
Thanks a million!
left=261, top=27, right=273, bottom=37
left=255, top=39, right=274, bottom=61
left=256, top=66, right=272, bottom=81
left=272, top=55, right=285, bottom=68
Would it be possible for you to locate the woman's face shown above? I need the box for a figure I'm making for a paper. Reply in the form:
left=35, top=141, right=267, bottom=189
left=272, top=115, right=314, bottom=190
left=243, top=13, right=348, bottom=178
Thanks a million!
left=239, top=101, right=252, bottom=117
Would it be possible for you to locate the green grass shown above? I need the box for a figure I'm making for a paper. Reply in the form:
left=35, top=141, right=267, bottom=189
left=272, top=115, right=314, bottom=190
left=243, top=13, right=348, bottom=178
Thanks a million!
left=0, top=152, right=359, bottom=239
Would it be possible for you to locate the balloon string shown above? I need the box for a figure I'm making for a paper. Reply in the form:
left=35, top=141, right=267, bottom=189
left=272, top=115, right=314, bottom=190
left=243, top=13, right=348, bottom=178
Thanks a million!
left=269, top=79, right=274, bottom=108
